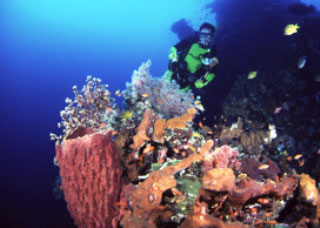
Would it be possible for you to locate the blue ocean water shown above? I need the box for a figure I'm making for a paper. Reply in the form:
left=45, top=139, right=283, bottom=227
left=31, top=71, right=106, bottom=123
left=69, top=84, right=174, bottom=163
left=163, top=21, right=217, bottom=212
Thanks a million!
left=0, top=0, right=214, bottom=227
left=0, top=0, right=319, bottom=227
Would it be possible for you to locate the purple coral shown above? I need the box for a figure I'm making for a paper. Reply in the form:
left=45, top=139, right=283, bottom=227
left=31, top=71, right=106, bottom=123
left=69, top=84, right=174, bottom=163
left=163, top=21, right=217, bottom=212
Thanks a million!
left=125, top=60, right=196, bottom=119
left=203, top=145, right=241, bottom=172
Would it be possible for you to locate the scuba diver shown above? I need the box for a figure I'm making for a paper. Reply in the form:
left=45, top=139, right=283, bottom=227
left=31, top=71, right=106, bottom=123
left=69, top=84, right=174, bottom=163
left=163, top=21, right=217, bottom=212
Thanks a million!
left=164, top=22, right=219, bottom=92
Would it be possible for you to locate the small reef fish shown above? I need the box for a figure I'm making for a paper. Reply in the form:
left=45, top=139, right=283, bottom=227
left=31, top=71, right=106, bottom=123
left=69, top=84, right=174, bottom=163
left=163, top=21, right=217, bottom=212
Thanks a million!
left=238, top=173, right=247, bottom=179
left=265, top=212, right=272, bottom=217
left=142, top=93, right=150, bottom=98
left=189, top=145, right=196, bottom=153
left=199, top=122, right=203, bottom=128
left=143, top=145, right=154, bottom=154
left=99, top=122, right=107, bottom=129
left=264, top=220, right=277, bottom=225
left=258, top=164, right=269, bottom=170
left=194, top=100, right=201, bottom=105
left=121, top=110, right=133, bottom=121
left=297, top=56, right=307, bottom=69
left=294, top=154, right=303, bottom=160
left=247, top=71, right=257, bottom=79
left=115, top=89, right=122, bottom=97
left=195, top=103, right=205, bottom=112
left=257, top=198, right=270, bottom=204
left=274, top=107, right=282, bottom=114
left=192, top=132, right=202, bottom=138
left=299, top=159, right=305, bottom=166
left=284, top=23, right=300, bottom=36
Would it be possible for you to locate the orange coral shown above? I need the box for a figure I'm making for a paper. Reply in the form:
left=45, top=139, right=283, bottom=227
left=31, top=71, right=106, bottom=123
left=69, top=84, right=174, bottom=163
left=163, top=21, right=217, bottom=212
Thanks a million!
left=202, top=168, right=235, bottom=192
left=151, top=108, right=197, bottom=143
left=228, top=174, right=299, bottom=208
left=181, top=201, right=249, bottom=228
left=121, top=140, right=213, bottom=227
left=130, top=109, right=154, bottom=150
left=166, top=117, right=187, bottom=129
left=152, top=118, right=166, bottom=143
left=166, top=107, right=197, bottom=130
left=181, top=107, right=197, bottom=122
left=299, top=173, right=319, bottom=206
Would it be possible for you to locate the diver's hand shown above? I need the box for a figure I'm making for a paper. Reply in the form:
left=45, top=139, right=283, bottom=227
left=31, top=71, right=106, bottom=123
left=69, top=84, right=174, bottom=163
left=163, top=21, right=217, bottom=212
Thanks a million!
left=210, top=57, right=219, bottom=68
left=195, top=79, right=207, bottom=88
left=195, top=73, right=215, bottom=89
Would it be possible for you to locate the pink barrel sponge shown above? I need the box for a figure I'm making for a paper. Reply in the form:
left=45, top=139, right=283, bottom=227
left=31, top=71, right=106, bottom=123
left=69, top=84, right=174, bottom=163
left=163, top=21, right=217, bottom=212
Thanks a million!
left=56, top=130, right=122, bottom=228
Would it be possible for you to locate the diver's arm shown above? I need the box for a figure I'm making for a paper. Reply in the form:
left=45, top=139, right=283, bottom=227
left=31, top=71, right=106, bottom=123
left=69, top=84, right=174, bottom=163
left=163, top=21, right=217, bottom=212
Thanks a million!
left=169, top=35, right=197, bottom=63
left=194, top=47, right=219, bottom=89
left=195, top=72, right=215, bottom=88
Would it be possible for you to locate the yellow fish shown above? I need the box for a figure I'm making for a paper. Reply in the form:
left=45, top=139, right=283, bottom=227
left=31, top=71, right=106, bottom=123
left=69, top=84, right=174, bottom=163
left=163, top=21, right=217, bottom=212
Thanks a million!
left=258, top=164, right=269, bottom=170
left=194, top=100, right=201, bottom=105
left=284, top=23, right=300, bottom=36
left=121, top=110, right=133, bottom=121
left=192, top=132, right=202, bottom=138
left=142, top=93, right=150, bottom=98
left=195, top=103, right=205, bottom=112
left=248, top=71, right=257, bottom=79
left=188, top=145, right=196, bottom=153
left=294, top=154, right=303, bottom=160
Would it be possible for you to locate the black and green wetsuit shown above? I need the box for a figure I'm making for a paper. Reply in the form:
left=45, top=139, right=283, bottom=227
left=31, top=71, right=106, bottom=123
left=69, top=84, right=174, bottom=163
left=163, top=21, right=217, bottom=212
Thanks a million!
left=165, top=35, right=218, bottom=92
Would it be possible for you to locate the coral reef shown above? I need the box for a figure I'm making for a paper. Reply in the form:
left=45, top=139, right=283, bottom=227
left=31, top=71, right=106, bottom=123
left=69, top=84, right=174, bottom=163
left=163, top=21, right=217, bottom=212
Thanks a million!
left=52, top=60, right=320, bottom=228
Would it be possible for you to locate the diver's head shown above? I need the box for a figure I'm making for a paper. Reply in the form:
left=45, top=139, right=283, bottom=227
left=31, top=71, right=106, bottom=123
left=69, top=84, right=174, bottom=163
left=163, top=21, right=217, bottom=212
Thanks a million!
left=198, top=22, right=215, bottom=48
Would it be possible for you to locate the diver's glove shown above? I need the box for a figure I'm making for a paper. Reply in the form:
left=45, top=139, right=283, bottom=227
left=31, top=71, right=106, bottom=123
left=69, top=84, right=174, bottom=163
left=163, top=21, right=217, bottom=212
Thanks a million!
left=194, top=73, right=215, bottom=89
left=168, top=46, right=179, bottom=72
left=168, top=47, right=179, bottom=62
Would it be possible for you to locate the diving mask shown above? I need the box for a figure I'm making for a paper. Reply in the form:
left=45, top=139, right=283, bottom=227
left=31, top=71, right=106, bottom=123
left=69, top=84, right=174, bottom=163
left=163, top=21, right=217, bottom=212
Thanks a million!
left=199, top=32, right=213, bottom=48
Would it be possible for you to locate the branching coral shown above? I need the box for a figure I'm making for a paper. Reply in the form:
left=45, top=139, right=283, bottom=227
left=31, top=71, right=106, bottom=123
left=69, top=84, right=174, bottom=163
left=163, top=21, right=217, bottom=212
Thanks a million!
left=50, top=76, right=119, bottom=141
left=124, top=60, right=196, bottom=118
left=130, top=108, right=154, bottom=151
